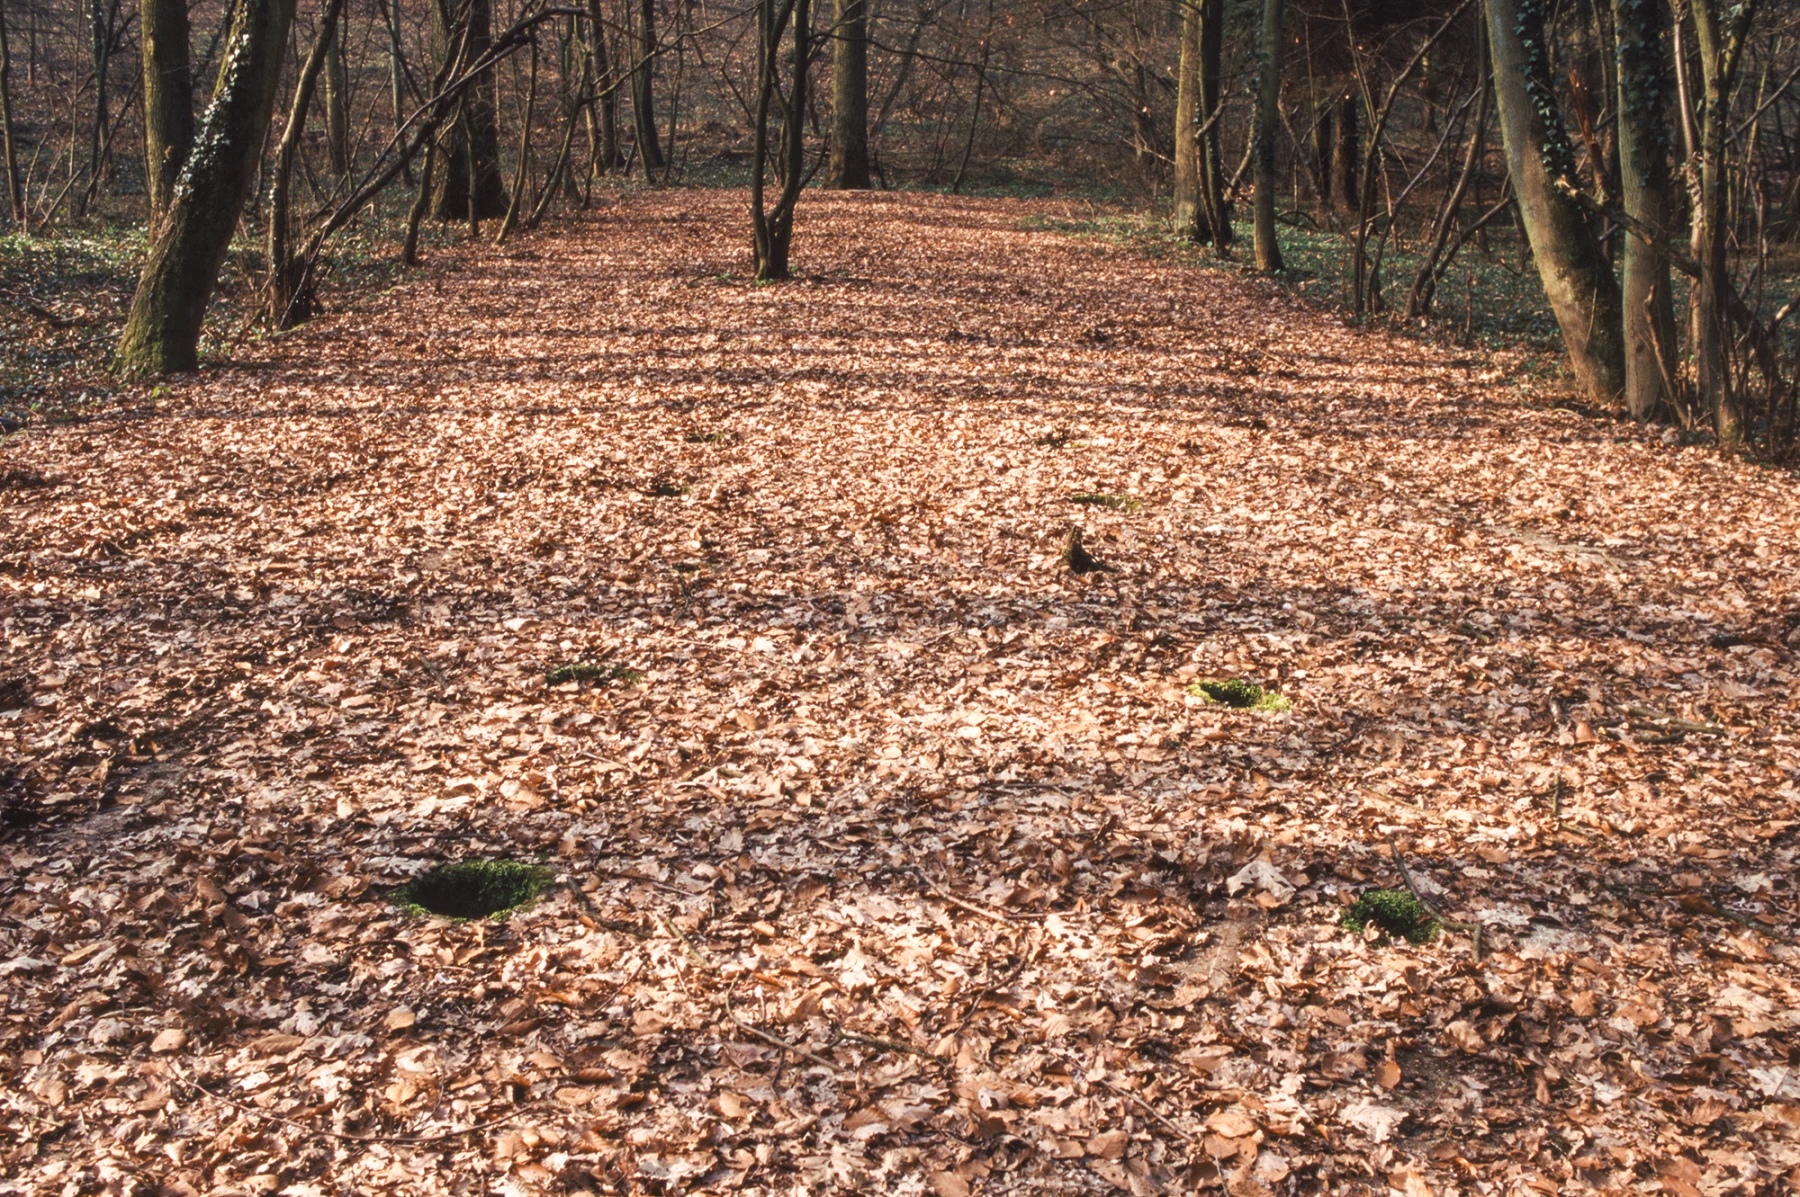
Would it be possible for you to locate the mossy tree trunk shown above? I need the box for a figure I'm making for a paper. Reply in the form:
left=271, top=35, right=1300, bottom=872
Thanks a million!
left=140, top=0, right=192, bottom=222
left=827, top=0, right=869, bottom=189
left=114, top=0, right=298, bottom=375
left=1485, top=0, right=1626, bottom=402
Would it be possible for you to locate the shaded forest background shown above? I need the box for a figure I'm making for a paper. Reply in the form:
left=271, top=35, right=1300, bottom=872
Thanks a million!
left=0, top=0, right=1797, bottom=449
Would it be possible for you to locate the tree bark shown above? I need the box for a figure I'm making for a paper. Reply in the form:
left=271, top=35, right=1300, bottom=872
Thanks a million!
left=433, top=0, right=506, bottom=219
left=115, top=0, right=298, bottom=375
left=588, top=0, right=619, bottom=169
left=1172, top=0, right=1201, bottom=234
left=827, top=0, right=869, bottom=188
left=81, top=0, right=112, bottom=210
left=1252, top=0, right=1284, bottom=271
left=322, top=13, right=351, bottom=173
left=0, top=0, right=24, bottom=224
left=1485, top=0, right=1626, bottom=402
left=1613, top=0, right=1676, bottom=420
left=751, top=0, right=807, bottom=280
left=140, top=0, right=192, bottom=221
left=631, top=0, right=663, bottom=170
left=1331, top=92, right=1357, bottom=213
left=1197, top=0, right=1230, bottom=249
left=268, top=0, right=347, bottom=326
left=1687, top=0, right=1759, bottom=442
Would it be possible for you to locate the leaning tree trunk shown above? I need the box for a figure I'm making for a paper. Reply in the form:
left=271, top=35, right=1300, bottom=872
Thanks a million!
left=827, top=0, right=870, bottom=188
left=1485, top=0, right=1626, bottom=402
left=0, top=0, right=23, bottom=225
left=631, top=0, right=663, bottom=170
left=141, top=0, right=192, bottom=222
left=1252, top=0, right=1284, bottom=271
left=433, top=0, right=506, bottom=219
left=1613, top=0, right=1677, bottom=421
left=115, top=0, right=298, bottom=375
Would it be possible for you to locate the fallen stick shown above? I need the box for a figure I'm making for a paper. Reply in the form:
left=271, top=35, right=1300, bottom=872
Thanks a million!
left=1384, top=833, right=1484, bottom=964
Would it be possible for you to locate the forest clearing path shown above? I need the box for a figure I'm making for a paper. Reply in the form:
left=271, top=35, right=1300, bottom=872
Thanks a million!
left=3, top=189, right=1798, bottom=1194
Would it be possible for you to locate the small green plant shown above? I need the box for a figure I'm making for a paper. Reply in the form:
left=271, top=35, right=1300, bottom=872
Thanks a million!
left=546, top=661, right=646, bottom=687
left=1341, top=888, right=1439, bottom=944
left=685, top=430, right=728, bottom=444
left=1186, top=678, right=1291, bottom=711
left=393, top=860, right=555, bottom=920
left=1069, top=492, right=1142, bottom=512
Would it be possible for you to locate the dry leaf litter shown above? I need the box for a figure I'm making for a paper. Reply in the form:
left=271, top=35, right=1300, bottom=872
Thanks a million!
left=2, top=190, right=1798, bottom=1196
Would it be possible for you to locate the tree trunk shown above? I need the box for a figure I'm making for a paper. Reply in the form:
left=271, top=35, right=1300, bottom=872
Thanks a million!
left=115, top=0, right=298, bottom=375
left=433, top=0, right=506, bottom=219
left=1172, top=0, right=1201, bottom=234
left=1312, top=102, right=1332, bottom=210
left=494, top=38, right=536, bottom=244
left=827, top=0, right=869, bottom=188
left=140, top=0, right=192, bottom=222
left=1197, top=0, right=1230, bottom=249
left=631, top=0, right=663, bottom=170
left=322, top=14, right=351, bottom=174
left=1688, top=0, right=1758, bottom=442
left=1485, top=0, right=1626, bottom=402
left=81, top=0, right=111, bottom=210
left=0, top=0, right=24, bottom=225
left=1331, top=92, right=1357, bottom=212
left=751, top=0, right=807, bottom=280
left=1252, top=0, right=1284, bottom=271
left=268, top=0, right=347, bottom=326
left=588, top=0, right=620, bottom=169
left=1613, top=0, right=1676, bottom=420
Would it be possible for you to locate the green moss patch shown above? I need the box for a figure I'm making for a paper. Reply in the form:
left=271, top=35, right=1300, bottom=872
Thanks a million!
left=393, top=860, right=555, bottom=920
left=1341, top=888, right=1439, bottom=944
left=546, top=661, right=646, bottom=687
left=1069, top=492, right=1142, bottom=512
left=1186, top=678, right=1291, bottom=711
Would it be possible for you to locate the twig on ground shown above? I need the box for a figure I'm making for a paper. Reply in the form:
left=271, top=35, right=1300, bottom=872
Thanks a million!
left=1384, top=833, right=1484, bottom=963
left=723, top=985, right=841, bottom=1073
left=912, top=868, right=1047, bottom=924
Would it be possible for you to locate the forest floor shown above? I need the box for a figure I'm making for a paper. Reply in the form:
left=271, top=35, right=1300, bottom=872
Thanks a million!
left=3, top=188, right=1799, bottom=1197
